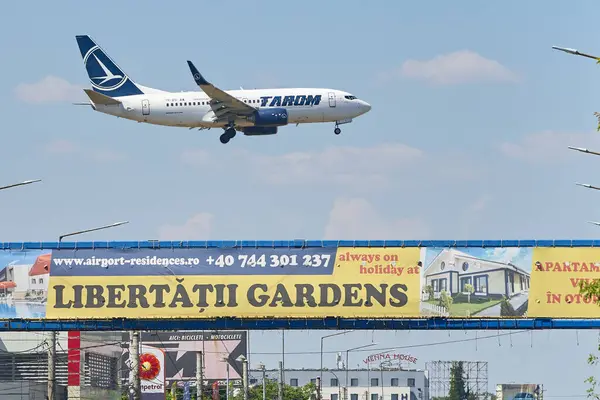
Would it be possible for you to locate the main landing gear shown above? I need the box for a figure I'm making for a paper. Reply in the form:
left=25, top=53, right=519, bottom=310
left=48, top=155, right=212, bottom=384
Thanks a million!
left=219, top=127, right=236, bottom=144
left=334, top=127, right=341, bottom=135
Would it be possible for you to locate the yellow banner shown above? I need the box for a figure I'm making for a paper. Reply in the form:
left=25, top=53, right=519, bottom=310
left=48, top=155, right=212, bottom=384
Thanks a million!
left=46, top=247, right=422, bottom=319
left=528, top=247, right=600, bottom=317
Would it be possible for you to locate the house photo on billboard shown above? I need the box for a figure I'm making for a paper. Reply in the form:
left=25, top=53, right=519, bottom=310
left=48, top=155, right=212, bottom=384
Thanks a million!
left=419, top=247, right=531, bottom=318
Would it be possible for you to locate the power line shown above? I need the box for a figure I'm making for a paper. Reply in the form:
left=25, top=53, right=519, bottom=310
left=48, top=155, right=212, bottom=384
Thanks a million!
left=241, top=330, right=533, bottom=356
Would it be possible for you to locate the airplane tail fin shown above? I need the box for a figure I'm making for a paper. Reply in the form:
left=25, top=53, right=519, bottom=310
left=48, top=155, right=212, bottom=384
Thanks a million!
left=75, top=35, right=144, bottom=98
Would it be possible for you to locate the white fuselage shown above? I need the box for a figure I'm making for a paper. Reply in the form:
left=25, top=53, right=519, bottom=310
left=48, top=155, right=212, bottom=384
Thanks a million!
left=92, top=88, right=371, bottom=129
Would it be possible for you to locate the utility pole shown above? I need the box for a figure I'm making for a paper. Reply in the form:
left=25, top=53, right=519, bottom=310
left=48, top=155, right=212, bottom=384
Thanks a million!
left=131, top=331, right=141, bottom=400
left=242, top=356, right=248, bottom=400
left=226, top=361, right=230, bottom=400
left=259, top=363, right=266, bottom=400
left=278, top=361, right=283, bottom=400
left=320, top=331, right=354, bottom=397
left=281, top=331, right=285, bottom=390
left=316, top=377, right=321, bottom=400
left=47, top=331, right=56, bottom=400
left=196, top=351, right=203, bottom=400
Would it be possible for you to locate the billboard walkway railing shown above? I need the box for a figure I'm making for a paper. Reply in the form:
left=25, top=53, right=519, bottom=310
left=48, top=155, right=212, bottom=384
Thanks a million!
left=0, top=240, right=597, bottom=331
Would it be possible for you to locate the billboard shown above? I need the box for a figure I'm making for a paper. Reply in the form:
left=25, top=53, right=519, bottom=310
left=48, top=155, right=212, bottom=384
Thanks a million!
left=121, top=330, right=247, bottom=387
left=496, top=383, right=542, bottom=400
left=0, top=243, right=597, bottom=319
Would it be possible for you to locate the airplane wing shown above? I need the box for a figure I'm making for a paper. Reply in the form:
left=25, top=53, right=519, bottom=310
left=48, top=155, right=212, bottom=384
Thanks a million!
left=186, top=61, right=256, bottom=120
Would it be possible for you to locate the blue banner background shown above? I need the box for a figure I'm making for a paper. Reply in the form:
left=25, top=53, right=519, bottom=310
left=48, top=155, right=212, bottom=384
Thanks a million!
left=49, top=248, right=337, bottom=276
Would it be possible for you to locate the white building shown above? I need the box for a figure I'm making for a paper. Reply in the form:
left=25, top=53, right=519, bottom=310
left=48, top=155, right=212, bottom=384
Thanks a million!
left=28, top=253, right=51, bottom=299
left=250, top=368, right=427, bottom=400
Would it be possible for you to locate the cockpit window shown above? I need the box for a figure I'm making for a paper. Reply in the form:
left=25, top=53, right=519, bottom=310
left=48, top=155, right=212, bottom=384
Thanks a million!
left=344, top=95, right=358, bottom=100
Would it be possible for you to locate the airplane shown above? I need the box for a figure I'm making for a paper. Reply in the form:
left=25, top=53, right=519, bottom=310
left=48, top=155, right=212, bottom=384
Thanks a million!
left=74, top=35, right=372, bottom=144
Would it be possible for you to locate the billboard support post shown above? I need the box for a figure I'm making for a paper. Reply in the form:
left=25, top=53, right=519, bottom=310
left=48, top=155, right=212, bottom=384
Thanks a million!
left=47, top=330, right=56, bottom=400
left=197, top=351, right=203, bottom=399
left=131, top=331, right=140, bottom=400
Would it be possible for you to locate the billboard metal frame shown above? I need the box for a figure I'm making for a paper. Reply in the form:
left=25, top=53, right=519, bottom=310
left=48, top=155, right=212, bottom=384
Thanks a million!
left=0, top=239, right=599, bottom=331
left=5, top=239, right=600, bottom=249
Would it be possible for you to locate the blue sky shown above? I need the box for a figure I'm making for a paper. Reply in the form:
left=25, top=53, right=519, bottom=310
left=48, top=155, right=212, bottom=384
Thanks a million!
left=1, top=0, right=600, bottom=396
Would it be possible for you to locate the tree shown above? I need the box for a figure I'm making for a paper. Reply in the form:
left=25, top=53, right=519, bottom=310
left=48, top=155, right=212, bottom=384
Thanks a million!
left=579, top=279, right=600, bottom=399
left=464, top=284, right=474, bottom=304
left=231, top=379, right=316, bottom=400
left=499, top=296, right=517, bottom=317
left=425, top=285, right=434, bottom=301
left=448, top=361, right=467, bottom=400
left=439, top=290, right=453, bottom=311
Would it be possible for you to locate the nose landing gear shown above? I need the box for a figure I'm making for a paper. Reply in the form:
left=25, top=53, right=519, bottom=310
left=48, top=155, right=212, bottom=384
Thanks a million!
left=333, top=119, right=353, bottom=135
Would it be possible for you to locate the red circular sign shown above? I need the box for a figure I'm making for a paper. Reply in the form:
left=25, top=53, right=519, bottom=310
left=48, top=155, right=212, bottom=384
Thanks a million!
left=139, top=353, right=161, bottom=381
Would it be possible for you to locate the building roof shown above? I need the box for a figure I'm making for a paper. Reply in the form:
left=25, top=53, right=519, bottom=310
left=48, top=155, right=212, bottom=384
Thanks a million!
left=0, top=281, right=16, bottom=289
left=29, top=254, right=51, bottom=277
left=249, top=368, right=424, bottom=372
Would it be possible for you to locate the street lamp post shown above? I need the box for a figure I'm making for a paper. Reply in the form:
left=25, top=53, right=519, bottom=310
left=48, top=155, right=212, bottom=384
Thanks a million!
left=221, top=357, right=230, bottom=400
left=258, top=363, right=266, bottom=400
left=58, top=221, right=129, bottom=242
left=0, top=179, right=41, bottom=191
left=320, top=331, right=354, bottom=397
left=344, top=343, right=377, bottom=400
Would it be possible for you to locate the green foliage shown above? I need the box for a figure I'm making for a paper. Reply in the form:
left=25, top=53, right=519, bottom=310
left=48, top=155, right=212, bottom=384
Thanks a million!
left=464, top=284, right=474, bottom=304
left=448, top=361, right=467, bottom=400
left=578, top=279, right=600, bottom=399
left=464, top=284, right=474, bottom=294
left=439, top=290, right=453, bottom=310
left=481, top=393, right=497, bottom=400
left=452, top=294, right=490, bottom=304
left=426, top=285, right=434, bottom=300
left=500, top=297, right=517, bottom=317
left=231, top=379, right=316, bottom=400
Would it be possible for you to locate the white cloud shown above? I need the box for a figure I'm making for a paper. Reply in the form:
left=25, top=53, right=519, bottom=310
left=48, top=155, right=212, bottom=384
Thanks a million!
left=44, top=139, right=126, bottom=162
left=180, top=149, right=211, bottom=166
left=400, top=50, right=518, bottom=85
left=499, top=131, right=599, bottom=163
left=182, top=143, right=427, bottom=187
left=45, top=139, right=78, bottom=154
left=157, top=212, right=214, bottom=240
left=323, top=197, right=430, bottom=239
left=15, top=76, right=84, bottom=103
left=469, top=194, right=491, bottom=212
left=93, top=150, right=127, bottom=162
